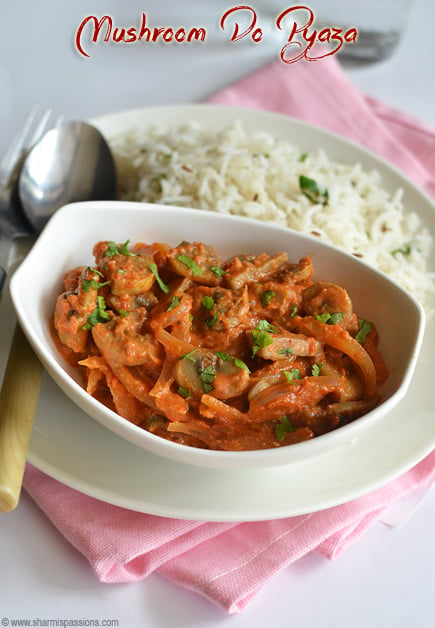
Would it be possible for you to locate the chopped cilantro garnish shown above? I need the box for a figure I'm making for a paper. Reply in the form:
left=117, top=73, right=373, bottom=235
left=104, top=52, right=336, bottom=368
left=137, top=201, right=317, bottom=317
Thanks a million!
left=391, top=244, right=412, bottom=256
left=201, top=296, right=218, bottom=327
left=198, top=365, right=216, bottom=393
left=216, top=351, right=250, bottom=373
left=82, top=268, right=109, bottom=292
left=283, top=369, right=301, bottom=383
left=82, top=277, right=110, bottom=293
left=252, top=320, right=276, bottom=357
left=355, top=319, right=372, bottom=345
left=201, top=296, right=215, bottom=311
left=257, top=320, right=277, bottom=333
left=177, top=254, right=203, bottom=277
left=103, top=240, right=136, bottom=258
left=311, top=363, right=323, bottom=376
left=82, top=296, right=110, bottom=329
left=278, top=348, right=294, bottom=357
left=167, top=295, right=182, bottom=311
left=315, top=312, right=344, bottom=325
left=328, top=312, right=345, bottom=325
left=149, top=262, right=170, bottom=294
left=87, top=266, right=104, bottom=277
left=275, top=416, right=297, bottom=441
left=178, top=386, right=191, bottom=399
left=216, top=351, right=231, bottom=361
left=179, top=349, right=198, bottom=361
left=289, top=304, right=298, bottom=317
left=119, top=308, right=129, bottom=317
left=299, top=175, right=329, bottom=205
left=210, top=265, right=227, bottom=277
left=233, top=357, right=250, bottom=373
left=206, top=310, right=219, bottom=328
left=260, top=290, right=275, bottom=308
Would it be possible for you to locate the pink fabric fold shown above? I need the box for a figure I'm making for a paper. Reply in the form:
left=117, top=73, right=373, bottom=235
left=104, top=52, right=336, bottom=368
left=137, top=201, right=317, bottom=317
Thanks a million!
left=23, top=55, right=435, bottom=614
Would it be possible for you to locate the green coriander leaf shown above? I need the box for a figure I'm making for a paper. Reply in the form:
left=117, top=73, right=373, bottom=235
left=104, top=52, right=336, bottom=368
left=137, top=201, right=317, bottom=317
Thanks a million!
left=201, top=295, right=215, bottom=311
left=82, top=296, right=110, bottom=329
left=103, top=241, right=121, bottom=258
left=391, top=244, right=412, bottom=256
left=103, top=240, right=136, bottom=258
left=87, top=266, right=104, bottom=278
left=178, top=386, right=191, bottom=399
left=210, top=265, right=227, bottom=277
left=257, top=319, right=277, bottom=333
left=149, top=262, right=170, bottom=294
left=278, top=348, right=293, bottom=357
left=316, top=312, right=332, bottom=323
left=251, top=320, right=276, bottom=357
left=355, top=319, right=372, bottom=345
left=82, top=278, right=110, bottom=293
left=206, top=310, right=219, bottom=328
left=315, top=312, right=344, bottom=325
left=283, top=369, right=301, bottom=383
left=216, top=351, right=231, bottom=361
left=260, top=290, right=275, bottom=308
left=233, top=357, right=250, bottom=373
left=180, top=349, right=198, bottom=361
left=311, top=363, right=323, bottom=376
left=289, top=304, right=298, bottom=317
left=275, top=416, right=297, bottom=442
left=119, top=308, right=129, bottom=317
left=120, top=240, right=135, bottom=255
left=299, top=175, right=329, bottom=205
left=167, top=295, right=182, bottom=311
left=216, top=351, right=250, bottom=373
left=327, top=312, right=345, bottom=325
left=252, top=331, right=272, bottom=357
left=198, top=365, right=216, bottom=393
left=177, top=254, right=202, bottom=277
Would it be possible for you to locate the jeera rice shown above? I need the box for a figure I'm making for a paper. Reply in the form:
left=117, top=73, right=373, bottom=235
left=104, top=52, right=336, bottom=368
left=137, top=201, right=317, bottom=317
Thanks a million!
left=110, top=120, right=435, bottom=308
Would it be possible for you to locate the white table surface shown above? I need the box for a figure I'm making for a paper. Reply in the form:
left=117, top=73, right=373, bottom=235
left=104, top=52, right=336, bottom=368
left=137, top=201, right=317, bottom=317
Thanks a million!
left=1, top=1, right=434, bottom=626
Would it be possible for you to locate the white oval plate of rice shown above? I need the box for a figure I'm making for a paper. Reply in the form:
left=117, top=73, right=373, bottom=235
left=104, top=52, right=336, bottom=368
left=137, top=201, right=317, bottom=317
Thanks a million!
left=20, top=104, right=435, bottom=520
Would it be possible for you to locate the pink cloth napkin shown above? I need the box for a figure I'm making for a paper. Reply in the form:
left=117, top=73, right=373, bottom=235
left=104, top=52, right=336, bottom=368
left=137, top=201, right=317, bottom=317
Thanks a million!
left=23, top=56, right=435, bottom=614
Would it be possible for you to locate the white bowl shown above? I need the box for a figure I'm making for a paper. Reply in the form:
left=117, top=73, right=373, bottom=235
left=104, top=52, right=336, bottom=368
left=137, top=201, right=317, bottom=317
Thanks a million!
left=10, top=201, right=425, bottom=469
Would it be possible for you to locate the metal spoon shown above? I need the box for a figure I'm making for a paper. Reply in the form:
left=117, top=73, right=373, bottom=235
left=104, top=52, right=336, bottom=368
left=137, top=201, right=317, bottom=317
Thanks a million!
left=19, top=121, right=116, bottom=232
left=0, top=120, right=117, bottom=512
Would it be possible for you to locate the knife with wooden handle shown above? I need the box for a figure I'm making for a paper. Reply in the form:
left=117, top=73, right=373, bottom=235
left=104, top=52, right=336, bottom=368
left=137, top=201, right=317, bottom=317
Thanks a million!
left=0, top=324, right=43, bottom=511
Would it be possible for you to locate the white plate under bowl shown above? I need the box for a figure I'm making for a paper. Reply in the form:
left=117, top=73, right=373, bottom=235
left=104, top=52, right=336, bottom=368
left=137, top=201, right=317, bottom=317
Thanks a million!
left=10, top=200, right=425, bottom=470
left=5, top=104, right=434, bottom=520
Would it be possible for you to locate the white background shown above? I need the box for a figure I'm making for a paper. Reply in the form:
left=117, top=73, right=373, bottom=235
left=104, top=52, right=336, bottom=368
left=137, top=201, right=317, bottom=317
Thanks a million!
left=1, top=1, right=434, bottom=626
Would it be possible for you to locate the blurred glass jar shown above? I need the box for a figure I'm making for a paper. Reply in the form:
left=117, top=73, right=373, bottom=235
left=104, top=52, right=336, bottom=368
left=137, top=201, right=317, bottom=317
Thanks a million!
left=309, top=0, right=414, bottom=62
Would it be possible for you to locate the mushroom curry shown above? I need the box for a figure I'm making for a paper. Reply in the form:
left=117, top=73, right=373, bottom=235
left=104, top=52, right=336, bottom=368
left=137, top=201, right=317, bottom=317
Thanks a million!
left=53, top=239, right=388, bottom=451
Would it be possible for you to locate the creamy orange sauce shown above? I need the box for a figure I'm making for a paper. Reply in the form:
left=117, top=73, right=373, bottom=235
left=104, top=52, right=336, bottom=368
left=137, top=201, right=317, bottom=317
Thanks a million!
left=52, top=239, right=388, bottom=451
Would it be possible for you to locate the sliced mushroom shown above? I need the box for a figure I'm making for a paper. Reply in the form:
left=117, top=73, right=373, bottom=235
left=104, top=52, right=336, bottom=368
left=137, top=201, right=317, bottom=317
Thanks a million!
left=166, top=241, right=223, bottom=286
left=174, top=348, right=250, bottom=400
left=223, top=252, right=288, bottom=291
